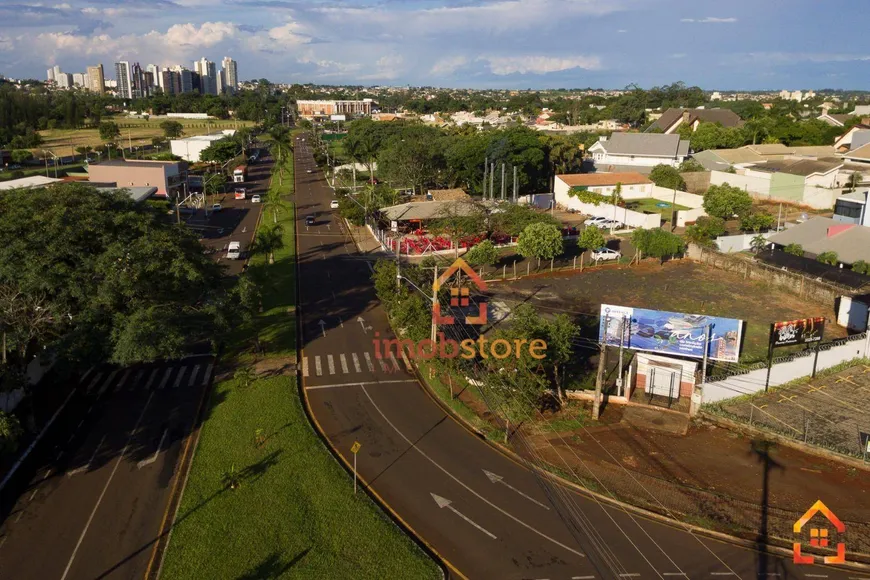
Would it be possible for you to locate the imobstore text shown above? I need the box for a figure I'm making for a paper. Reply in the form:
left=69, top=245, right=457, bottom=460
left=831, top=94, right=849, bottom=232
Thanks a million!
left=373, top=332, right=547, bottom=360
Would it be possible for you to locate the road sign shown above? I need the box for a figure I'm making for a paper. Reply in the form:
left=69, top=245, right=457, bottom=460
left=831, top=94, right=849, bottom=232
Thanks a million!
left=351, top=441, right=361, bottom=454
left=351, top=441, right=361, bottom=493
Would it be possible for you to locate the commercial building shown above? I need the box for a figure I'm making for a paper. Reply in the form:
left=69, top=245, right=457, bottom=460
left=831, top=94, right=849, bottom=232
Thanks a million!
left=87, top=65, right=105, bottom=94
left=115, top=61, right=133, bottom=99
left=85, top=159, right=188, bottom=197
left=221, top=56, right=238, bottom=94
left=170, top=131, right=236, bottom=163
left=146, top=64, right=160, bottom=88
left=296, top=99, right=376, bottom=120
left=194, top=57, right=217, bottom=95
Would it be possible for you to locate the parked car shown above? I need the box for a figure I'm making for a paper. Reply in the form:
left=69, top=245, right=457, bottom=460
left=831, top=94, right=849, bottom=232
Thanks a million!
left=226, top=241, right=241, bottom=260
left=306, top=169, right=312, bottom=174
left=584, top=216, right=608, bottom=226
left=591, top=247, right=621, bottom=262
left=251, top=195, right=261, bottom=203
left=596, top=220, right=622, bottom=229
left=330, top=200, right=339, bottom=209
left=8, top=164, right=21, bottom=170
left=211, top=203, right=222, bottom=212
left=305, top=215, right=316, bottom=225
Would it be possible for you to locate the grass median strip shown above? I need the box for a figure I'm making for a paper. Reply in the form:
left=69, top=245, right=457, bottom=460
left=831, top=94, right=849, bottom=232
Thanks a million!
left=160, top=148, right=440, bottom=579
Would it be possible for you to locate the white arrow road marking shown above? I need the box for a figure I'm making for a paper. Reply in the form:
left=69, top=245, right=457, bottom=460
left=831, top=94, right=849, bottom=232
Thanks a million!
left=340, top=354, right=349, bottom=374
left=431, top=493, right=497, bottom=539
left=357, top=316, right=367, bottom=333
left=138, top=429, right=168, bottom=469
left=318, top=319, right=327, bottom=337
left=327, top=355, right=336, bottom=375
left=482, top=470, right=551, bottom=510
left=360, top=385, right=585, bottom=559
left=352, top=353, right=362, bottom=373
left=363, top=352, right=375, bottom=372
left=67, top=435, right=106, bottom=477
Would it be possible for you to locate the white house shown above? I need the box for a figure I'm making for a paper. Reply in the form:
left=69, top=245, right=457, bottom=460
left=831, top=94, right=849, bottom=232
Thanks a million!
left=169, top=130, right=236, bottom=162
left=554, top=172, right=653, bottom=201
left=587, top=133, right=690, bottom=169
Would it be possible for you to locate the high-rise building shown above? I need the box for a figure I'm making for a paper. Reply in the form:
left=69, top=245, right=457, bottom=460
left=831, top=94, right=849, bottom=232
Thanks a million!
left=172, top=66, right=194, bottom=93
left=47, top=68, right=55, bottom=82
left=146, top=64, right=160, bottom=87
left=72, top=73, right=86, bottom=87
left=221, top=56, right=238, bottom=94
left=217, top=70, right=225, bottom=95
left=87, top=65, right=105, bottom=94
left=191, top=71, right=202, bottom=94
left=129, top=62, right=152, bottom=98
left=115, top=61, right=133, bottom=99
left=142, top=71, right=155, bottom=91
left=56, top=73, right=74, bottom=89
left=194, top=57, right=217, bottom=95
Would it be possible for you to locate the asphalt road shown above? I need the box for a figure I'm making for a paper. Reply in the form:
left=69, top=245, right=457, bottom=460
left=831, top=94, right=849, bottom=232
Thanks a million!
left=0, top=356, right=213, bottom=580
left=294, top=136, right=863, bottom=580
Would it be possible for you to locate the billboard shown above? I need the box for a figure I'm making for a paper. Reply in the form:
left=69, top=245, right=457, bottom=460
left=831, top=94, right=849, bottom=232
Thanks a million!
left=330, top=114, right=346, bottom=121
left=770, top=317, right=825, bottom=348
left=599, top=304, right=743, bottom=363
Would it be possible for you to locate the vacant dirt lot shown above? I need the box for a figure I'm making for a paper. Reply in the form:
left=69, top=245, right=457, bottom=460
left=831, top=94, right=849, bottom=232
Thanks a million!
left=487, top=259, right=846, bottom=365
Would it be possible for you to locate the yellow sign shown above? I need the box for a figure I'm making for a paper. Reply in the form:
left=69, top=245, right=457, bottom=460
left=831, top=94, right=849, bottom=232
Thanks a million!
left=350, top=441, right=361, bottom=454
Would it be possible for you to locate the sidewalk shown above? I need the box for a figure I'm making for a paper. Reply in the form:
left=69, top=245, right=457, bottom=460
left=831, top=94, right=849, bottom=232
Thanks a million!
left=343, top=220, right=388, bottom=256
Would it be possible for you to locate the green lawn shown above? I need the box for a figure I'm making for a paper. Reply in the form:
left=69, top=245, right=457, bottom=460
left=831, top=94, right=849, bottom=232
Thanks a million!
left=625, top=198, right=690, bottom=215
left=161, top=144, right=439, bottom=579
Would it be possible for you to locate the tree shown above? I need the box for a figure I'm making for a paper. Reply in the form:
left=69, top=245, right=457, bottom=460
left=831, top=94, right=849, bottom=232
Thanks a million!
left=631, top=228, right=685, bottom=262
left=703, top=183, right=753, bottom=220
left=739, top=211, right=775, bottom=232
left=688, top=122, right=746, bottom=152
left=254, top=223, right=284, bottom=264
left=678, top=158, right=705, bottom=173
left=263, top=188, right=291, bottom=224
left=816, top=251, right=838, bottom=266
left=464, top=239, right=499, bottom=267
left=160, top=120, right=184, bottom=139
left=784, top=243, right=804, bottom=257
left=98, top=121, right=120, bottom=142
left=684, top=216, right=725, bottom=246
left=338, top=196, right=365, bottom=226
left=74, top=146, right=92, bottom=158
left=0, top=410, right=23, bottom=455
left=648, top=164, right=687, bottom=191
left=844, top=172, right=861, bottom=193
left=429, top=202, right=485, bottom=257
left=11, top=150, right=33, bottom=164
left=377, top=126, right=445, bottom=195
left=852, top=260, right=870, bottom=275
left=517, top=222, right=564, bottom=262
left=489, top=204, right=561, bottom=236
left=234, top=366, right=256, bottom=388
left=577, top=226, right=605, bottom=251
left=750, top=234, right=768, bottom=254
left=200, top=138, right=241, bottom=165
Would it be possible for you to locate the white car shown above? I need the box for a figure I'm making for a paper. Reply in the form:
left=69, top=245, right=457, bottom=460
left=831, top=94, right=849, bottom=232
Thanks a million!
left=211, top=203, right=222, bottom=212
left=591, top=247, right=621, bottom=262
left=330, top=200, right=339, bottom=209
left=596, top=219, right=622, bottom=229
left=251, top=194, right=261, bottom=203
left=226, top=241, right=241, bottom=260
left=307, top=169, right=312, bottom=174
left=585, top=216, right=608, bottom=226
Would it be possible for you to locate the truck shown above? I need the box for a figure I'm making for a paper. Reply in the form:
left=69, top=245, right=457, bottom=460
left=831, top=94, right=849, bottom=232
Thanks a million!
left=233, top=165, right=248, bottom=183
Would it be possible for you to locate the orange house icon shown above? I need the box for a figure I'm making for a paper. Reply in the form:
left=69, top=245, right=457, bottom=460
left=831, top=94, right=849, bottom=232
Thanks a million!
left=793, top=500, right=846, bottom=564
left=432, top=258, right=488, bottom=326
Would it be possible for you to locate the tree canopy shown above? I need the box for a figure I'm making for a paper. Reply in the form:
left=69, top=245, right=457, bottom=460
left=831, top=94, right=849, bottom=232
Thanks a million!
left=702, top=183, right=753, bottom=220
left=648, top=164, right=686, bottom=191
left=517, top=222, right=564, bottom=260
left=200, top=137, right=241, bottom=165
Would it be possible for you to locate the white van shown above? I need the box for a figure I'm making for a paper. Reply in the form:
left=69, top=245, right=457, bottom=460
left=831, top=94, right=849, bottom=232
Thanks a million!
left=226, top=241, right=242, bottom=260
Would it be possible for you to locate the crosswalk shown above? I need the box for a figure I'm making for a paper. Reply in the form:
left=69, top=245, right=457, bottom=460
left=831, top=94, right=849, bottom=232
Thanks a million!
left=80, top=359, right=214, bottom=397
left=302, top=351, right=413, bottom=378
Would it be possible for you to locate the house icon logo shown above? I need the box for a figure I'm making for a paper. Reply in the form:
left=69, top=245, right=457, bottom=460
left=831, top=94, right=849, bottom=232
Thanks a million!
left=793, top=500, right=846, bottom=564
left=432, top=258, right=488, bottom=326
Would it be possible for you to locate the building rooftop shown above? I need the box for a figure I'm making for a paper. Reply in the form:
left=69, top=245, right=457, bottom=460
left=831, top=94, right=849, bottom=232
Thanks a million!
left=751, top=159, right=843, bottom=177
left=0, top=175, right=63, bottom=191
left=649, top=108, right=743, bottom=132
left=557, top=172, right=652, bottom=187
left=424, top=188, right=469, bottom=201
left=594, top=132, right=690, bottom=158
left=768, top=216, right=870, bottom=265
left=93, top=159, right=181, bottom=168
left=381, top=200, right=488, bottom=222
left=95, top=186, right=158, bottom=203
left=844, top=142, right=870, bottom=161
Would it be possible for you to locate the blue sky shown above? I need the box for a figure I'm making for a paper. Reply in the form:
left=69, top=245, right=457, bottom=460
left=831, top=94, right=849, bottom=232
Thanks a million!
left=1, top=0, right=868, bottom=90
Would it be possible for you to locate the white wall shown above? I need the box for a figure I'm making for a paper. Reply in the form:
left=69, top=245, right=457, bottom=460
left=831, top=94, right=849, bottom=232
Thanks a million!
left=714, top=232, right=771, bottom=253
left=166, top=113, right=211, bottom=119
left=711, top=171, right=771, bottom=196
left=801, top=185, right=839, bottom=210
left=650, top=186, right=704, bottom=208
left=587, top=182, right=653, bottom=197
left=703, top=334, right=869, bottom=403
left=594, top=153, right=684, bottom=168
left=518, top=193, right=554, bottom=209
left=806, top=171, right=838, bottom=189
left=837, top=296, right=869, bottom=331
left=554, top=188, right=661, bottom=228
left=676, top=207, right=708, bottom=227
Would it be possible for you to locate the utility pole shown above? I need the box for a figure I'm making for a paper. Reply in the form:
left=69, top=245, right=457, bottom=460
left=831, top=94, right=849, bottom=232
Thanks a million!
left=593, top=315, right=609, bottom=420
left=777, top=203, right=783, bottom=231
left=617, top=315, right=627, bottom=397
left=501, top=163, right=506, bottom=200
left=490, top=162, right=495, bottom=200
left=513, top=166, right=517, bottom=203
left=431, top=265, right=438, bottom=344
left=483, top=157, right=488, bottom=199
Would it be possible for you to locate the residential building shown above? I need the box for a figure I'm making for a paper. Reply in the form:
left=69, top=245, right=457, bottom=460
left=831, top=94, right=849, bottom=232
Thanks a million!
left=834, top=125, right=870, bottom=152
left=85, top=159, right=188, bottom=197
left=296, top=99, right=376, bottom=120
left=170, top=131, right=236, bottom=163
left=221, top=56, right=238, bottom=93
left=554, top=172, right=653, bottom=201
left=647, top=108, right=743, bottom=134
left=217, top=70, right=224, bottom=95
left=172, top=66, right=193, bottom=93
left=843, top=143, right=870, bottom=167
left=87, top=65, right=105, bottom=94
left=767, top=216, right=870, bottom=266
left=129, top=62, right=151, bottom=98
left=72, top=73, right=88, bottom=88
left=852, top=105, right=870, bottom=117
left=46, top=65, right=62, bottom=83
left=115, top=61, right=133, bottom=99
left=194, top=57, right=217, bottom=95
left=817, top=112, right=853, bottom=127
left=146, top=64, right=160, bottom=87
left=710, top=91, right=722, bottom=101
left=56, top=73, right=73, bottom=89
left=709, top=158, right=844, bottom=209
left=833, top=191, right=870, bottom=226
left=586, top=133, right=690, bottom=170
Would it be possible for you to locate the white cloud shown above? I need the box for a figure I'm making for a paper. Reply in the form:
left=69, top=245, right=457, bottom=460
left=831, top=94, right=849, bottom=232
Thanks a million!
left=429, top=56, right=469, bottom=76
left=680, top=17, right=737, bottom=23
left=733, top=52, right=870, bottom=65
left=482, top=55, right=601, bottom=75
left=617, top=29, right=627, bottom=33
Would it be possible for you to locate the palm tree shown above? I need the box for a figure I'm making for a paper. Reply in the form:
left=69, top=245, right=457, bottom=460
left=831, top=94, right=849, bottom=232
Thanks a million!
left=255, top=224, right=284, bottom=264
left=750, top=234, right=767, bottom=254
left=268, top=137, right=292, bottom=186
left=234, top=366, right=256, bottom=388
left=263, top=188, right=291, bottom=224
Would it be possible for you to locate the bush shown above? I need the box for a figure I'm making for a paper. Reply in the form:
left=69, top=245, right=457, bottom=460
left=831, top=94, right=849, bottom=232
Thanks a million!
left=784, top=243, right=804, bottom=257
left=740, top=212, right=775, bottom=232
left=852, top=260, right=870, bottom=275
left=702, top=183, right=753, bottom=220
left=678, top=159, right=706, bottom=173
left=685, top=216, right=725, bottom=246
left=648, top=164, right=686, bottom=191
left=464, top=239, right=499, bottom=266
left=631, top=228, right=685, bottom=261
left=817, top=251, right=838, bottom=266
left=0, top=411, right=23, bottom=455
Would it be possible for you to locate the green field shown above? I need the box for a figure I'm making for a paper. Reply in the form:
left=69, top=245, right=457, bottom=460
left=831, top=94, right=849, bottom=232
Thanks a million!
left=625, top=198, right=690, bottom=215
left=160, top=145, right=439, bottom=579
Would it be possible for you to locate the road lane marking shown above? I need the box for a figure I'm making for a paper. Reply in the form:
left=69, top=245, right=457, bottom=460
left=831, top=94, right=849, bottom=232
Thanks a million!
left=98, top=371, right=118, bottom=396
left=340, top=354, right=349, bottom=374
left=619, top=575, right=640, bottom=578
left=144, top=369, right=159, bottom=390
left=79, top=367, right=94, bottom=384
left=482, top=469, right=550, bottom=510
left=67, top=435, right=106, bottom=477
left=85, top=372, right=104, bottom=394
left=302, top=357, right=309, bottom=377
left=131, top=370, right=145, bottom=391
left=363, top=352, right=375, bottom=372
left=710, top=574, right=735, bottom=577
left=573, top=576, right=595, bottom=579
left=137, top=429, right=168, bottom=469
left=389, top=353, right=400, bottom=371
left=327, top=355, right=336, bottom=375
left=359, top=385, right=586, bottom=559
left=431, top=493, right=497, bottom=539
left=201, top=363, right=213, bottom=385
left=188, top=365, right=200, bottom=386
left=663, top=575, right=687, bottom=577
left=115, top=370, right=131, bottom=392
left=157, top=368, right=173, bottom=390
left=173, top=367, right=187, bottom=388
left=378, top=358, right=389, bottom=372
left=60, top=391, right=155, bottom=580
left=315, top=356, right=322, bottom=376
left=352, top=353, right=362, bottom=373
left=304, top=379, right=417, bottom=390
